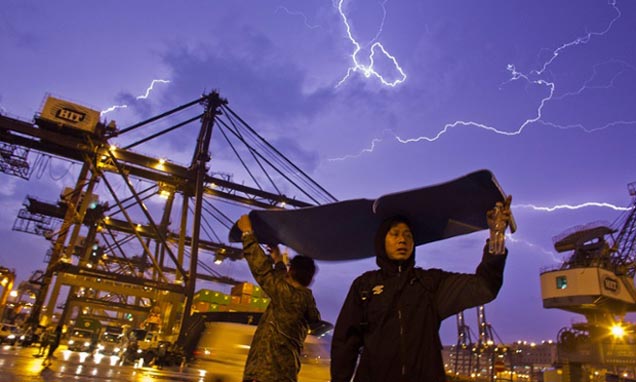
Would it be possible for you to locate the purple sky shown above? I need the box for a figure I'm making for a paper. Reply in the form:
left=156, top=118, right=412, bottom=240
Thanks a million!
left=1, top=0, right=635, bottom=345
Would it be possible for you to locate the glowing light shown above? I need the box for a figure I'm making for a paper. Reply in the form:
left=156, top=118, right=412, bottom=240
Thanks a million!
left=79, top=352, right=90, bottom=362
left=109, top=144, right=117, bottom=151
left=93, top=353, right=104, bottom=364
left=610, top=323, right=625, bottom=339
left=336, top=0, right=407, bottom=87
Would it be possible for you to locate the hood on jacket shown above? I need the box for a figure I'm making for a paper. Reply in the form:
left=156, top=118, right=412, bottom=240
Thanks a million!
left=374, top=216, right=416, bottom=273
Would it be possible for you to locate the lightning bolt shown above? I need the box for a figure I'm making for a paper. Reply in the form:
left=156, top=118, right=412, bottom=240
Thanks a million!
left=515, top=202, right=632, bottom=212
left=336, top=0, right=407, bottom=87
left=101, top=79, right=171, bottom=115
left=331, top=0, right=624, bottom=159
left=328, top=138, right=382, bottom=161
left=505, top=234, right=561, bottom=263
left=135, top=79, right=171, bottom=100
left=537, top=119, right=636, bottom=134
left=276, top=6, right=320, bottom=29
left=536, top=58, right=636, bottom=132
left=394, top=64, right=556, bottom=144
left=101, top=104, right=128, bottom=114
left=551, top=59, right=636, bottom=102
left=532, top=0, right=621, bottom=77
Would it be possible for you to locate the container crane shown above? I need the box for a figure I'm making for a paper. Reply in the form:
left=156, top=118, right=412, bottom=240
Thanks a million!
left=540, top=181, right=636, bottom=377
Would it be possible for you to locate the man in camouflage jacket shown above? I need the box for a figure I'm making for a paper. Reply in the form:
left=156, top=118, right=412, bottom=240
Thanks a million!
left=238, top=214, right=321, bottom=382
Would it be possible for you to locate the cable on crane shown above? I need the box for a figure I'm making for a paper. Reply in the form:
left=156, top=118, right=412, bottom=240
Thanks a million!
left=123, top=114, right=203, bottom=150
left=116, top=96, right=206, bottom=136
left=219, top=111, right=282, bottom=196
left=216, top=120, right=264, bottom=191
left=222, top=104, right=337, bottom=204
left=216, top=116, right=322, bottom=205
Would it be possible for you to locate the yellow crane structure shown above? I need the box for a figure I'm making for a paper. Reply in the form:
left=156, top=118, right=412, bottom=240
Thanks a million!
left=0, top=93, right=336, bottom=348
left=540, top=182, right=636, bottom=381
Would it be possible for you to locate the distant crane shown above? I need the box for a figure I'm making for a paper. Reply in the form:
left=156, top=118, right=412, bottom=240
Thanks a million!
left=452, top=305, right=510, bottom=381
left=540, top=181, right=636, bottom=379
left=453, top=310, right=475, bottom=376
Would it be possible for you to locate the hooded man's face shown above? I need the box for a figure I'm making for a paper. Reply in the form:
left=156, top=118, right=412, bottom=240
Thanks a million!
left=384, top=222, right=414, bottom=261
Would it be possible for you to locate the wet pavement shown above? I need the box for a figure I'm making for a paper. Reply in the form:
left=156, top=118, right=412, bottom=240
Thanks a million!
left=0, top=344, right=207, bottom=382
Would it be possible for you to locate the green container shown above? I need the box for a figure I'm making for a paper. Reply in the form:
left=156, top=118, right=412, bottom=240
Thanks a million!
left=249, top=297, right=270, bottom=310
left=195, top=289, right=230, bottom=305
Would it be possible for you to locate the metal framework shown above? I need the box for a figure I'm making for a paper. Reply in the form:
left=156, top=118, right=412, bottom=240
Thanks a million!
left=0, top=92, right=336, bottom=342
left=451, top=306, right=513, bottom=381
left=544, top=182, right=636, bottom=379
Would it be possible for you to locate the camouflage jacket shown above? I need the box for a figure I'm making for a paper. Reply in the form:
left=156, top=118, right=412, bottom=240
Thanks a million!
left=242, top=233, right=321, bottom=382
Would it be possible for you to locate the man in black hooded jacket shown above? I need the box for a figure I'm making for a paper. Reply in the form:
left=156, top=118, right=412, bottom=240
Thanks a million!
left=331, top=197, right=512, bottom=382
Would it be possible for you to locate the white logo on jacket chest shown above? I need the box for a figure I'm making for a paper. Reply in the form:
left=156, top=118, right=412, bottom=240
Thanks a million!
left=372, top=285, right=384, bottom=295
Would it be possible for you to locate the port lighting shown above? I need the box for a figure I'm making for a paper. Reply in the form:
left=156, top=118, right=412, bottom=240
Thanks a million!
left=611, top=323, right=626, bottom=339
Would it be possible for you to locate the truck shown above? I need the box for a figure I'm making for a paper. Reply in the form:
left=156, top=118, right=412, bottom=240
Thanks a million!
left=119, top=328, right=182, bottom=367
left=67, top=327, right=97, bottom=352
left=67, top=316, right=101, bottom=352
left=95, top=325, right=124, bottom=356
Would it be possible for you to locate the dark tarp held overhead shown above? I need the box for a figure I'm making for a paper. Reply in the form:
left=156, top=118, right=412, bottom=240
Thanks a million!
left=229, top=169, right=515, bottom=261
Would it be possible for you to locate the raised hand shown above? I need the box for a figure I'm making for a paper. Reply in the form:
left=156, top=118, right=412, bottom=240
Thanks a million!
left=487, top=195, right=512, bottom=255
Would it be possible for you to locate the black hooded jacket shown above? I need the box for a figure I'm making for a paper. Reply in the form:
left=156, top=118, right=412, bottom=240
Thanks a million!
left=331, top=218, right=507, bottom=382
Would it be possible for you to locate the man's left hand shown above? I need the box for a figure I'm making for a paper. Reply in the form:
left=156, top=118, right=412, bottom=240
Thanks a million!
left=237, top=214, right=253, bottom=233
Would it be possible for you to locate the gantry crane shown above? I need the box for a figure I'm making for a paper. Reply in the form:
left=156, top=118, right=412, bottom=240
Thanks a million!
left=0, top=92, right=337, bottom=344
left=540, top=182, right=636, bottom=379
left=451, top=305, right=511, bottom=381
